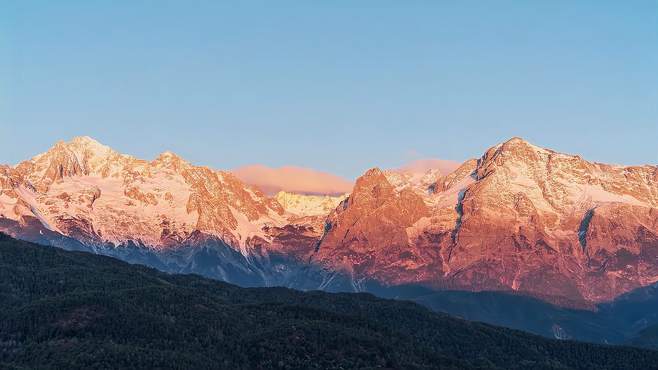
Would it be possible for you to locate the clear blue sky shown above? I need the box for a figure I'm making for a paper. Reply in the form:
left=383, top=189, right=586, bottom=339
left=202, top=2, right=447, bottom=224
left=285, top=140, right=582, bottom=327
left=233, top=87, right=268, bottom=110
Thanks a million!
left=1, top=1, right=656, bottom=178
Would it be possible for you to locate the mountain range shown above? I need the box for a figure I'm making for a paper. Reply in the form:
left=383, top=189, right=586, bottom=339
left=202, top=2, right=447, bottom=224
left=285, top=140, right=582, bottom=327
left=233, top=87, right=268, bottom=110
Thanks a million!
left=1, top=136, right=656, bottom=343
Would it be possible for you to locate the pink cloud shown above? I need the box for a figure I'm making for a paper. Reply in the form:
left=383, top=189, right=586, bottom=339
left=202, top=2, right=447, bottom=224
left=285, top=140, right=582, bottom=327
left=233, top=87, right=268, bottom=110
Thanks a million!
left=232, top=165, right=354, bottom=195
left=395, top=158, right=461, bottom=175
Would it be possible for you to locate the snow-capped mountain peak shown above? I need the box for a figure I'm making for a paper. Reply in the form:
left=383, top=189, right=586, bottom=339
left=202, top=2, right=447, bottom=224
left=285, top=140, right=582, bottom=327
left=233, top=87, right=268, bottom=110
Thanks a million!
left=2, top=137, right=287, bottom=253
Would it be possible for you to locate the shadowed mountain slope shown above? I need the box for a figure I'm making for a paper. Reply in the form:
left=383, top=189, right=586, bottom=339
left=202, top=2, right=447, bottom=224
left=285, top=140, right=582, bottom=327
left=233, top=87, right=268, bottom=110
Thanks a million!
left=2, top=234, right=658, bottom=370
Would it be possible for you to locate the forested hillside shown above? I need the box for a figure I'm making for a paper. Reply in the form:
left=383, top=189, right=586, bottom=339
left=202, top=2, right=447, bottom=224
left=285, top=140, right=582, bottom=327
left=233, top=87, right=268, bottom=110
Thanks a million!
left=1, top=233, right=657, bottom=370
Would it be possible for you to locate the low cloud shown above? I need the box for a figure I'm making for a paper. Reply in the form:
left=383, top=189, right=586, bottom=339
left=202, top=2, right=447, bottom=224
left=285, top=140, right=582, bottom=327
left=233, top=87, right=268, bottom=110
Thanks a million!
left=395, top=158, right=461, bottom=175
left=232, top=165, right=354, bottom=195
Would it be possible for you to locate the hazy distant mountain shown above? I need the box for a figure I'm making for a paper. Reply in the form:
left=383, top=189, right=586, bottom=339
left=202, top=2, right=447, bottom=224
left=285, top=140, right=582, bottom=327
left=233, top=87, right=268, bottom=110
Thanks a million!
left=275, top=191, right=348, bottom=217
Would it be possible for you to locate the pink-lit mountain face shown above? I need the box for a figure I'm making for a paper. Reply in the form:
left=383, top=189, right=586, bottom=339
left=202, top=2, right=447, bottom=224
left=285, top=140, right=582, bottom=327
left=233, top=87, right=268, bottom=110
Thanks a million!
left=315, top=138, right=658, bottom=305
left=1, top=136, right=656, bottom=306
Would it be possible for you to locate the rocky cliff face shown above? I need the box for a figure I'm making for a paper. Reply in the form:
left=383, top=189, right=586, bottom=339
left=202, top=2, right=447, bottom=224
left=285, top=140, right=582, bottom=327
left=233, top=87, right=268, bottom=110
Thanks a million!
left=313, top=138, right=658, bottom=304
left=1, top=136, right=656, bottom=305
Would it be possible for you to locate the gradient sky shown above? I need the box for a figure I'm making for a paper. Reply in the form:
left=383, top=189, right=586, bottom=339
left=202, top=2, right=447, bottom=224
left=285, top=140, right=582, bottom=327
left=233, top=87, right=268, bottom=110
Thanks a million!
left=1, top=1, right=656, bottom=178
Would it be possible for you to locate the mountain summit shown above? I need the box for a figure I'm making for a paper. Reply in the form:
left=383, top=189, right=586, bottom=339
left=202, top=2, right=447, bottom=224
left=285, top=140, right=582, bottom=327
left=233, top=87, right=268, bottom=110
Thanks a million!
left=2, top=136, right=287, bottom=252
left=313, top=137, right=657, bottom=303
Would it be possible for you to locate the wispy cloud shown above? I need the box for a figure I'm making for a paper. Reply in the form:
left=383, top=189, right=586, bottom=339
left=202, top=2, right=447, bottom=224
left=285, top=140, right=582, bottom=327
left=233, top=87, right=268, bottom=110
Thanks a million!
left=395, top=158, right=461, bottom=175
left=232, top=165, right=354, bottom=195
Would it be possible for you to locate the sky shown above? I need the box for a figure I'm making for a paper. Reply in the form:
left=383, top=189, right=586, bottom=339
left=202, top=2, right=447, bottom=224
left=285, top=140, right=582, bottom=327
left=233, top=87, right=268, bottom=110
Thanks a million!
left=1, top=1, right=656, bottom=178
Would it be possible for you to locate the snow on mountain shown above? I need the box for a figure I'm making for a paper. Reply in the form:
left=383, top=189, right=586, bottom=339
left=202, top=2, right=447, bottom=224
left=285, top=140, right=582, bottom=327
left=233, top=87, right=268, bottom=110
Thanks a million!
left=275, top=191, right=347, bottom=217
left=0, top=137, right=289, bottom=254
left=314, top=137, right=658, bottom=304
left=1, top=135, right=656, bottom=305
